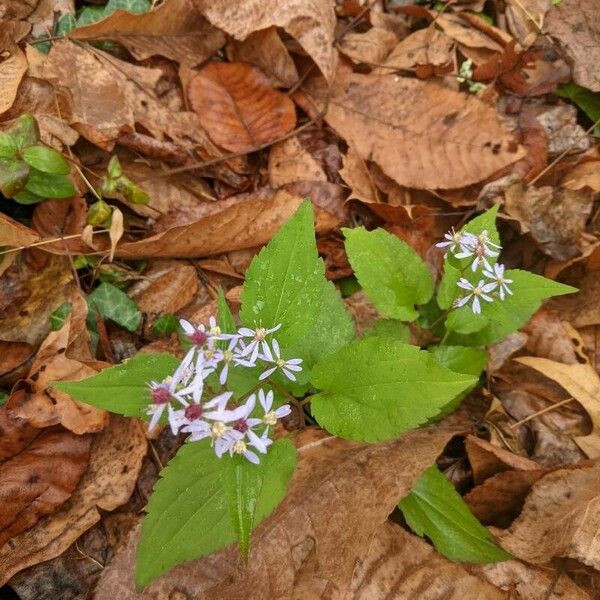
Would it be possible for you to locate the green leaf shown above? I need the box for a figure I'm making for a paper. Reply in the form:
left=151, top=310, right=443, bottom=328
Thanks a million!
left=22, top=146, right=70, bottom=175
left=87, top=282, right=142, bottom=332
left=344, top=227, right=434, bottom=322
left=106, top=0, right=151, bottom=14
left=556, top=83, right=600, bottom=135
left=7, top=114, right=39, bottom=149
left=107, top=155, right=123, bottom=178
left=13, top=190, right=45, bottom=205
left=117, top=176, right=150, bottom=204
left=0, top=391, right=8, bottom=406
left=87, top=200, right=112, bottom=225
left=310, top=337, right=476, bottom=442
left=362, top=319, right=410, bottom=343
left=24, top=169, right=75, bottom=198
left=53, top=353, right=179, bottom=419
left=76, top=6, right=108, bottom=26
left=0, top=159, right=29, bottom=197
left=50, top=302, right=73, bottom=331
left=0, top=132, right=17, bottom=159
left=217, top=288, right=236, bottom=336
left=136, top=438, right=296, bottom=586
left=55, top=13, right=76, bottom=36
left=240, top=201, right=325, bottom=349
left=447, top=270, right=577, bottom=346
left=152, top=314, right=179, bottom=337
left=399, top=466, right=510, bottom=562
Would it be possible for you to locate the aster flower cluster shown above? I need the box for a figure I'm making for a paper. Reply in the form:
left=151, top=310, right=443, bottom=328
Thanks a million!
left=436, top=228, right=513, bottom=315
left=145, top=317, right=302, bottom=464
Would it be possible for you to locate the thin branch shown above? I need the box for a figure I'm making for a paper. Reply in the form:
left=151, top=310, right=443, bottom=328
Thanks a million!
left=509, top=397, right=574, bottom=429
left=0, top=229, right=110, bottom=256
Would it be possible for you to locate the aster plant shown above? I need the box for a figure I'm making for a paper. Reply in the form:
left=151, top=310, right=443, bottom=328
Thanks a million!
left=55, top=201, right=576, bottom=586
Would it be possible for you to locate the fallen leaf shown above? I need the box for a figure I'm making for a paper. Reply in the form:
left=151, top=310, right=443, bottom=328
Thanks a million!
left=0, top=340, right=34, bottom=385
left=516, top=357, right=600, bottom=458
left=505, top=0, right=551, bottom=46
left=498, top=462, right=600, bottom=569
left=0, top=428, right=91, bottom=547
left=108, top=207, right=124, bottom=263
left=551, top=272, right=600, bottom=328
left=545, top=0, right=600, bottom=92
left=561, top=159, right=600, bottom=194
left=0, top=415, right=147, bottom=585
left=436, top=12, right=511, bottom=52
left=0, top=21, right=28, bottom=115
left=227, top=27, right=299, bottom=88
left=340, top=144, right=379, bottom=204
left=188, top=62, right=297, bottom=153
left=94, top=426, right=462, bottom=598
left=522, top=308, right=580, bottom=364
left=312, top=71, right=525, bottom=189
left=535, top=103, right=590, bottom=156
left=0, top=212, right=40, bottom=249
left=71, top=0, right=225, bottom=68
left=338, top=27, right=399, bottom=65
left=194, top=0, right=337, bottom=81
left=0, top=405, right=38, bottom=462
left=268, top=135, right=327, bottom=188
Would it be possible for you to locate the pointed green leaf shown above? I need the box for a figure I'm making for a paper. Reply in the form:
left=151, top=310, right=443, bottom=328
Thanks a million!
left=400, top=466, right=510, bottom=562
left=7, top=114, right=39, bottom=149
left=24, top=169, right=75, bottom=198
left=362, top=319, right=410, bottom=343
left=136, top=438, right=296, bottom=586
left=152, top=313, right=179, bottom=337
left=310, top=337, right=476, bottom=442
left=13, top=190, right=45, bottom=204
left=344, top=227, right=434, bottom=322
left=0, top=132, right=17, bottom=159
left=217, top=288, right=236, bottom=333
left=50, top=302, right=73, bottom=331
left=53, top=352, right=179, bottom=418
left=556, top=83, right=600, bottom=135
left=447, top=270, right=577, bottom=346
left=0, top=159, right=29, bottom=197
left=87, top=282, right=142, bottom=332
left=22, top=146, right=70, bottom=175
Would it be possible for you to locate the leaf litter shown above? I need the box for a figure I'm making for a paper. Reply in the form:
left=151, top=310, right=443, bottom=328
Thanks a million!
left=0, top=0, right=600, bottom=597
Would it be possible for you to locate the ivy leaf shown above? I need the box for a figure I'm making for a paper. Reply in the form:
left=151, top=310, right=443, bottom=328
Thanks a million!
left=87, top=282, right=142, bottom=332
left=310, top=337, right=476, bottom=443
left=22, top=146, right=70, bottom=175
left=49, top=302, right=73, bottom=331
left=24, top=168, right=75, bottom=198
left=446, top=270, right=577, bottom=346
left=7, top=113, right=39, bottom=149
left=344, top=227, right=434, bottom=322
left=362, top=319, right=410, bottom=343
left=240, top=201, right=326, bottom=350
left=52, top=353, right=179, bottom=419
left=0, top=159, right=29, bottom=197
left=399, top=466, right=510, bottom=562
left=136, top=438, right=297, bottom=586
left=152, top=314, right=179, bottom=337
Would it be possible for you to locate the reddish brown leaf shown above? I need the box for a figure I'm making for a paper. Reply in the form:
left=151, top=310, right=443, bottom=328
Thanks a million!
left=0, top=404, right=38, bottom=462
left=188, top=62, right=297, bottom=153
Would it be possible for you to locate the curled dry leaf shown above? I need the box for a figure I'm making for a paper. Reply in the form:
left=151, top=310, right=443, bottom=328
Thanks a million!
left=0, top=213, right=39, bottom=249
left=340, top=144, right=379, bottom=204
left=505, top=0, right=551, bottom=46
left=0, top=415, right=147, bottom=586
left=522, top=308, right=580, bottom=364
left=545, top=0, right=600, bottom=91
left=0, top=22, right=28, bottom=115
left=0, top=341, right=34, bottom=385
left=338, top=27, right=399, bottom=65
left=71, top=0, right=225, bottom=68
left=312, top=71, right=525, bottom=189
left=268, top=136, right=326, bottom=188
left=95, top=426, right=462, bottom=598
left=194, top=0, right=337, bottom=81
left=436, top=12, right=510, bottom=52
left=0, top=428, right=92, bottom=547
left=188, top=62, right=297, bottom=153
left=498, top=462, right=600, bottom=570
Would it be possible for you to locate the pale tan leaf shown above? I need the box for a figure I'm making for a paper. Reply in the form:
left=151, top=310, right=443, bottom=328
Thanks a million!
left=71, top=0, right=225, bottom=67
left=340, top=144, right=379, bottom=204
left=194, top=0, right=337, bottom=81
left=436, top=12, right=511, bottom=52
left=516, top=357, right=600, bottom=457
left=0, top=213, right=40, bottom=248
left=561, top=159, right=600, bottom=194
left=505, top=0, right=551, bottom=46
left=108, top=208, right=124, bottom=263
left=312, top=71, right=525, bottom=189
left=338, top=27, right=399, bottom=65
left=268, top=136, right=326, bottom=187
left=0, top=25, right=28, bottom=115
left=0, top=415, right=147, bottom=585
left=498, top=463, right=600, bottom=569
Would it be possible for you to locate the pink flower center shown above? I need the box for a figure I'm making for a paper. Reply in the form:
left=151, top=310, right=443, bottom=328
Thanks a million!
left=233, top=419, right=248, bottom=433
left=190, top=330, right=207, bottom=346
left=185, top=404, right=203, bottom=420
left=152, top=386, right=170, bottom=405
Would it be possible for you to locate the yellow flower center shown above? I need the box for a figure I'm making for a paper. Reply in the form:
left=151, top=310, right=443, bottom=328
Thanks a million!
left=276, top=358, right=286, bottom=368
left=255, top=327, right=267, bottom=341
left=210, top=325, right=221, bottom=336
left=263, top=411, right=277, bottom=426
left=233, top=439, right=247, bottom=455
left=223, top=350, right=233, bottom=363
left=211, top=422, right=228, bottom=438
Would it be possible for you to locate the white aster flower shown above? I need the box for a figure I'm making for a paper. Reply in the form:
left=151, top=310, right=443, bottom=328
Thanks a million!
left=454, top=278, right=497, bottom=315
left=180, top=318, right=209, bottom=347
left=259, top=339, right=303, bottom=382
left=258, top=388, right=291, bottom=428
left=177, top=353, right=214, bottom=404
left=454, top=230, right=500, bottom=272
left=213, top=337, right=239, bottom=385
left=436, top=228, right=476, bottom=256
left=483, top=262, right=513, bottom=300
left=238, top=324, right=282, bottom=363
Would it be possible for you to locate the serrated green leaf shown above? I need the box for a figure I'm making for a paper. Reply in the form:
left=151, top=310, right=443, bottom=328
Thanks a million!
left=136, top=438, right=296, bottom=586
left=217, top=288, right=236, bottom=333
left=0, top=132, right=17, bottom=159
left=310, top=337, right=476, bottom=442
left=152, top=313, right=179, bottom=337
left=22, top=146, right=70, bottom=175
left=53, top=352, right=179, bottom=419
left=400, top=466, right=510, bottom=562
left=50, top=302, right=73, bottom=331
left=24, top=168, right=75, bottom=198
left=447, top=270, right=577, bottom=346
left=362, top=319, right=410, bottom=343
left=344, top=227, right=434, bottom=322
left=240, top=201, right=325, bottom=349
left=7, top=114, right=39, bottom=149
left=87, top=282, right=142, bottom=332
left=0, top=159, right=29, bottom=197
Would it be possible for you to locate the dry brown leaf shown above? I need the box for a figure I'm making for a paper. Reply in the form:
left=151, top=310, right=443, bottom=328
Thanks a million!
left=535, top=103, right=591, bottom=156
left=504, top=181, right=593, bottom=260
left=340, top=144, right=379, bottom=204
left=349, top=521, right=507, bottom=599
left=0, top=22, right=28, bottom=115
left=505, top=0, right=551, bottom=46
left=545, top=0, right=600, bottom=91
left=71, top=0, right=225, bottom=68
left=487, top=332, right=528, bottom=372
left=498, top=462, right=600, bottom=569
left=551, top=272, right=600, bottom=328
left=228, top=27, right=299, bottom=88
left=108, top=207, right=124, bottom=263
left=562, top=159, right=600, bottom=194
left=436, top=12, right=510, bottom=52
left=0, top=429, right=91, bottom=547
left=0, top=415, right=146, bottom=585
left=45, top=39, right=208, bottom=151
left=0, top=212, right=40, bottom=249
left=114, top=189, right=304, bottom=259
left=522, top=308, right=580, bottom=364
left=194, top=0, right=337, bottom=81
left=516, top=357, right=600, bottom=458
left=0, top=341, right=34, bottom=386
left=95, top=426, right=462, bottom=598
left=313, top=71, right=525, bottom=190
left=338, top=27, right=399, bottom=65
left=268, top=136, right=327, bottom=187
left=188, top=62, right=297, bottom=153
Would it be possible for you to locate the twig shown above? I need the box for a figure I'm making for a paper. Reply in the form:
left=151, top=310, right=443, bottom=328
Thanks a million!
left=0, top=229, right=110, bottom=256
left=509, top=397, right=574, bottom=429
